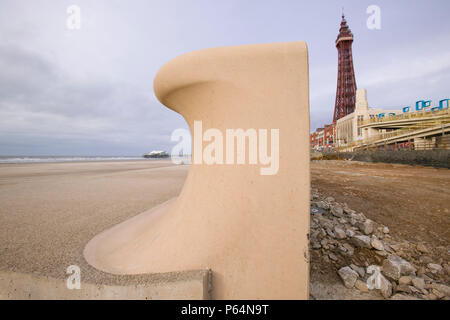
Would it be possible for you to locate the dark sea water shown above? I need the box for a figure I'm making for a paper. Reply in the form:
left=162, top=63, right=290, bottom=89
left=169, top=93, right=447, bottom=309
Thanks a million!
left=0, top=155, right=192, bottom=164
left=0, top=156, right=147, bottom=164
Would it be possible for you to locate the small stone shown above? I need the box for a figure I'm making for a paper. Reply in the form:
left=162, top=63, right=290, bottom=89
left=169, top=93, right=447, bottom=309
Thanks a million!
left=417, top=267, right=426, bottom=277
left=316, top=201, right=329, bottom=210
left=382, top=226, right=389, bottom=234
left=396, top=251, right=407, bottom=259
left=383, top=244, right=394, bottom=254
left=357, top=219, right=375, bottom=235
left=338, top=266, right=359, bottom=288
left=419, top=256, right=433, bottom=264
left=396, top=284, right=411, bottom=293
left=379, top=274, right=393, bottom=298
left=312, top=241, right=322, bottom=249
left=427, top=293, right=438, bottom=300
left=310, top=207, right=324, bottom=215
left=355, top=280, right=369, bottom=293
left=333, top=226, right=346, bottom=239
left=389, top=243, right=402, bottom=252
left=366, top=265, right=381, bottom=289
left=375, top=250, right=388, bottom=257
left=326, top=228, right=335, bottom=238
left=398, top=276, right=412, bottom=285
left=411, top=277, right=425, bottom=290
left=444, top=263, right=450, bottom=275
left=325, top=196, right=335, bottom=203
left=350, top=235, right=372, bottom=248
left=430, top=283, right=450, bottom=296
left=391, top=280, right=397, bottom=291
left=329, top=252, right=338, bottom=261
left=331, top=204, right=344, bottom=218
left=409, top=286, right=421, bottom=294
left=338, top=244, right=347, bottom=254
left=371, top=236, right=384, bottom=251
left=349, top=212, right=363, bottom=221
left=427, top=263, right=442, bottom=274
left=416, top=243, right=429, bottom=254
left=350, top=264, right=365, bottom=278
left=382, top=255, right=417, bottom=280
left=319, top=217, right=333, bottom=228
left=422, top=275, right=434, bottom=283
left=344, top=207, right=355, bottom=215
left=342, top=243, right=354, bottom=256
left=346, top=229, right=355, bottom=237
left=432, top=289, right=445, bottom=299
left=319, top=228, right=327, bottom=237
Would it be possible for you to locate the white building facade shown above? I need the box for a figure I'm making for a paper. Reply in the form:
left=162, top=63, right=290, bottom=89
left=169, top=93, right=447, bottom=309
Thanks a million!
left=335, top=89, right=400, bottom=147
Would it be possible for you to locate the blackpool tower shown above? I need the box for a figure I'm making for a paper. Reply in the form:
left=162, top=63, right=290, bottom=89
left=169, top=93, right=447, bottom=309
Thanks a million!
left=333, top=14, right=357, bottom=123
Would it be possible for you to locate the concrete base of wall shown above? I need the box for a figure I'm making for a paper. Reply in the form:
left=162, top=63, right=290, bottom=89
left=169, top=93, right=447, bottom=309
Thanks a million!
left=339, top=150, right=450, bottom=168
left=0, top=270, right=211, bottom=300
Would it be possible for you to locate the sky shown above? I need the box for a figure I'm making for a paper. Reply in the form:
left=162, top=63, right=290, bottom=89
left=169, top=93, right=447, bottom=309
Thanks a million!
left=0, top=0, right=449, bottom=156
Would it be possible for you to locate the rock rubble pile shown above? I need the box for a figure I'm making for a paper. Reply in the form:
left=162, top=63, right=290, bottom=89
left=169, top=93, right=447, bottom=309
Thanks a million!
left=309, top=189, right=449, bottom=300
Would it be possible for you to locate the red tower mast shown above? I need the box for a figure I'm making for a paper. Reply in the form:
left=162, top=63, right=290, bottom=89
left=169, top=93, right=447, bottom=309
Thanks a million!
left=333, top=14, right=357, bottom=123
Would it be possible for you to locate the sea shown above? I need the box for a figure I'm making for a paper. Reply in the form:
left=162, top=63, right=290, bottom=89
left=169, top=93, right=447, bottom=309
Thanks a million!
left=0, top=156, right=148, bottom=164
left=0, top=155, right=192, bottom=164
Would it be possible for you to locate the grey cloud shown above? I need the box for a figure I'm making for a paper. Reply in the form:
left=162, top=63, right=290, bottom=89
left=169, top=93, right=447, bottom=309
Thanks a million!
left=0, top=43, right=186, bottom=155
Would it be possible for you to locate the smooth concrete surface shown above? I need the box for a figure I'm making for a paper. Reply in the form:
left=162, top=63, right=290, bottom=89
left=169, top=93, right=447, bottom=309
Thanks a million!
left=0, top=270, right=210, bottom=300
left=84, top=42, right=311, bottom=299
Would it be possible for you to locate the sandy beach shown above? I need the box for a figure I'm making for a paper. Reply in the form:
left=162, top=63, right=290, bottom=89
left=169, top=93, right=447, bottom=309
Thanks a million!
left=0, top=160, right=189, bottom=285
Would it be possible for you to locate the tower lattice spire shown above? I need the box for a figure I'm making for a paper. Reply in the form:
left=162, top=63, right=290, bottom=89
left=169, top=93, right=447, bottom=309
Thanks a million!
left=333, top=14, right=357, bottom=123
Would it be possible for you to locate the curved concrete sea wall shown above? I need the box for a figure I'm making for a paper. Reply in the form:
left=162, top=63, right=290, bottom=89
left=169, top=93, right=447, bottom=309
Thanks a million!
left=84, top=42, right=311, bottom=299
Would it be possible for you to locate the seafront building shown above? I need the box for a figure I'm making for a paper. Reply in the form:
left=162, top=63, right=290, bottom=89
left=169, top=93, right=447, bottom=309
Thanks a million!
left=312, top=88, right=450, bottom=151
left=334, top=89, right=401, bottom=147
left=310, top=14, right=450, bottom=152
left=348, top=97, right=450, bottom=151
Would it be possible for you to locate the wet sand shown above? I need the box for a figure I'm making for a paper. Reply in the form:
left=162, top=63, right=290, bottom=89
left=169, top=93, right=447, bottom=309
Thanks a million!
left=0, top=160, right=189, bottom=284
